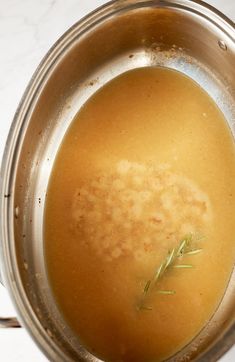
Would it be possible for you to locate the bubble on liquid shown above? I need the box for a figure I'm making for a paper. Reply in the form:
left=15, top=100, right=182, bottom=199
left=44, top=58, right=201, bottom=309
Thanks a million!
left=72, top=160, right=212, bottom=262
left=14, top=206, right=20, bottom=219
left=218, top=40, right=227, bottom=51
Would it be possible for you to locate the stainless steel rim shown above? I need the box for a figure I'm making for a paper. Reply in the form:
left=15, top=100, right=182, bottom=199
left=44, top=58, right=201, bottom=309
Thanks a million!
left=0, top=1, right=234, bottom=361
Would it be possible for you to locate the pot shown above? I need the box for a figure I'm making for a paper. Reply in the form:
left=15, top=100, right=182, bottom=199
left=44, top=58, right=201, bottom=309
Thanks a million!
left=0, top=0, right=235, bottom=361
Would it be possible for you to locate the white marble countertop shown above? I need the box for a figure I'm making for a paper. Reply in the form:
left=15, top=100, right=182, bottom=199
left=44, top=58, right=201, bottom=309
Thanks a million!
left=0, top=0, right=235, bottom=361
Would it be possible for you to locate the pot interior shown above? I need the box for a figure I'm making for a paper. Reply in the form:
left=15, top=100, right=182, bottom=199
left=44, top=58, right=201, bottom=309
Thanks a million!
left=3, top=1, right=235, bottom=361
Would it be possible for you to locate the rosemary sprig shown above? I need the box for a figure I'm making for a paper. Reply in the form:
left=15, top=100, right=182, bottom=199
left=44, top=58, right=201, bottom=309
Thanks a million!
left=138, top=234, right=202, bottom=310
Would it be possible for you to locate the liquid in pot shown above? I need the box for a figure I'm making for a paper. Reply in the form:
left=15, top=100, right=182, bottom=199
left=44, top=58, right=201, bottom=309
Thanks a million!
left=45, top=67, right=235, bottom=361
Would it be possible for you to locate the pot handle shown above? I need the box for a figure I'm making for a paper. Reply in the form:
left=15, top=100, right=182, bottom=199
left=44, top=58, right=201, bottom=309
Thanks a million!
left=0, top=271, right=21, bottom=328
left=0, top=317, right=21, bottom=328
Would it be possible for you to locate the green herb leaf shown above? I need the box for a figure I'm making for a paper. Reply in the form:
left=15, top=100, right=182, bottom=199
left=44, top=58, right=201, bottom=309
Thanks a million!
left=185, top=248, right=202, bottom=255
left=140, top=306, right=153, bottom=311
left=144, top=280, right=151, bottom=294
left=157, top=290, right=176, bottom=295
left=173, top=264, right=193, bottom=268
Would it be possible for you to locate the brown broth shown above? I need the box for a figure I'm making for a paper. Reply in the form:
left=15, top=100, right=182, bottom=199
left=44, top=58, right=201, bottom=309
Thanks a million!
left=45, top=67, right=235, bottom=361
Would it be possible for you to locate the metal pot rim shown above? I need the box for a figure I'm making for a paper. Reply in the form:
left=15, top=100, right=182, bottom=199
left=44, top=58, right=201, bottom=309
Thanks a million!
left=0, top=1, right=234, bottom=361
